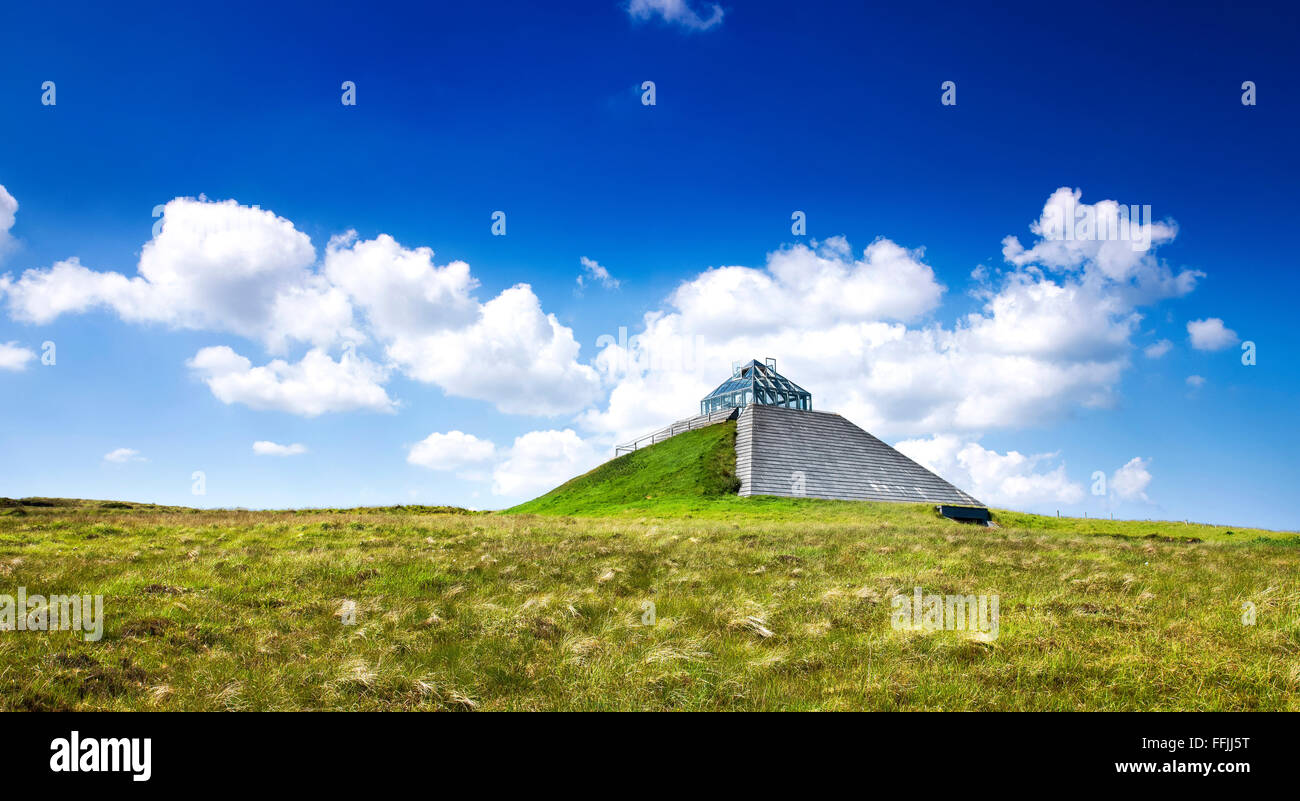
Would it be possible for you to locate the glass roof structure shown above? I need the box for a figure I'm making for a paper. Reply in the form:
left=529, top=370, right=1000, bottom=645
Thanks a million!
left=700, top=359, right=811, bottom=415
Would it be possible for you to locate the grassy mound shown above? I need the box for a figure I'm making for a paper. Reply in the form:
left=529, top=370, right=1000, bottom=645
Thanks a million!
left=505, top=423, right=1297, bottom=542
left=507, top=421, right=742, bottom=516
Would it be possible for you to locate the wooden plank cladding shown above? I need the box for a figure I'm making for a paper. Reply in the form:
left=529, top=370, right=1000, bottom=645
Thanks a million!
left=736, top=405, right=985, bottom=508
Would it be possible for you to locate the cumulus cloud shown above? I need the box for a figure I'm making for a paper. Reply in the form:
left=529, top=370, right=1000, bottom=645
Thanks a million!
left=0, top=341, right=35, bottom=371
left=579, top=189, right=1201, bottom=445
left=400, top=427, right=605, bottom=498
left=103, top=447, right=144, bottom=463
left=894, top=434, right=1085, bottom=507
left=387, top=284, right=601, bottom=416
left=1186, top=374, right=1206, bottom=388
left=492, top=429, right=602, bottom=497
left=187, top=346, right=395, bottom=417
left=2, top=198, right=355, bottom=352
left=1187, top=317, right=1239, bottom=351
left=1, top=186, right=1213, bottom=452
left=1110, top=456, right=1152, bottom=501
left=252, top=440, right=307, bottom=456
left=320, top=234, right=600, bottom=416
left=3, top=195, right=600, bottom=417
left=0, top=183, right=1209, bottom=513
left=1001, top=187, right=1185, bottom=293
left=323, top=232, right=478, bottom=341
left=4, top=258, right=141, bottom=325
left=577, top=256, right=620, bottom=290
left=627, top=0, right=723, bottom=31
left=0, top=184, right=17, bottom=258
left=407, top=430, right=497, bottom=471
left=673, top=237, right=944, bottom=338
left=1143, top=339, right=1173, bottom=359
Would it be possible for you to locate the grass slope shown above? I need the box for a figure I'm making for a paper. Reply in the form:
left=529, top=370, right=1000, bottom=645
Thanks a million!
left=0, top=499, right=1296, bottom=711
left=506, top=423, right=1291, bottom=543
left=507, top=422, right=743, bottom=516
left=1, top=430, right=1296, bottom=710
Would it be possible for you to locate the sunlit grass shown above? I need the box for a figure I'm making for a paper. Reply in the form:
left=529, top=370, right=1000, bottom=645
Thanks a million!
left=1, top=497, right=1296, bottom=710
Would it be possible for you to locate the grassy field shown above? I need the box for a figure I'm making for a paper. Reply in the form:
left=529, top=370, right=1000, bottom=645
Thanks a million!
left=2, top=427, right=1298, bottom=711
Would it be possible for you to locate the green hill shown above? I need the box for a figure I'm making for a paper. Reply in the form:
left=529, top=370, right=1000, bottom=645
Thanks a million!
left=507, top=421, right=744, bottom=516
left=506, top=421, right=1294, bottom=543
left=503, top=421, right=929, bottom=520
left=506, top=421, right=957, bottom=523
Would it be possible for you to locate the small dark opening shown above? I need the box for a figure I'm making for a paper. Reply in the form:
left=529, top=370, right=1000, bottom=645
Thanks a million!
left=938, top=505, right=992, bottom=523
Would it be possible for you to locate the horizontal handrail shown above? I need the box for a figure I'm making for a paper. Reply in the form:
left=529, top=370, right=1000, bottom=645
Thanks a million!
left=614, top=408, right=737, bottom=455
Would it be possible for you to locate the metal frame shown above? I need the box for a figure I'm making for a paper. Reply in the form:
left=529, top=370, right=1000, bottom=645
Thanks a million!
left=699, top=359, right=811, bottom=416
left=614, top=407, right=738, bottom=456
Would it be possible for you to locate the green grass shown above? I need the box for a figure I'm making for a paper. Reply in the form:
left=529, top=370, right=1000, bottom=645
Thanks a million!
left=1, top=499, right=1296, bottom=711
left=507, top=421, right=744, bottom=516
left=1, top=428, right=1296, bottom=710
left=504, top=422, right=1292, bottom=543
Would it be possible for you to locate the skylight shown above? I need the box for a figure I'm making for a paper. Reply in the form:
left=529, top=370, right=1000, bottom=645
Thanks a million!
left=699, top=358, right=812, bottom=415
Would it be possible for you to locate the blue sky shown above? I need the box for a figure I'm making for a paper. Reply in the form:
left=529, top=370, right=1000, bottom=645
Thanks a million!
left=0, top=1, right=1296, bottom=528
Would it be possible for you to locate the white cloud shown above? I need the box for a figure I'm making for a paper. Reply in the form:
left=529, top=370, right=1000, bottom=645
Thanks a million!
left=103, top=447, right=144, bottom=463
left=627, top=0, right=724, bottom=31
left=0, top=198, right=361, bottom=351
left=252, top=440, right=308, bottom=456
left=323, top=232, right=478, bottom=341
left=407, top=431, right=497, bottom=471
left=492, top=429, right=603, bottom=497
left=3, top=257, right=144, bottom=326
left=672, top=237, right=944, bottom=338
left=187, top=346, right=395, bottom=417
left=1110, top=456, right=1152, bottom=501
left=579, top=189, right=1201, bottom=444
left=1, top=187, right=1210, bottom=438
left=2, top=198, right=355, bottom=353
left=386, top=284, right=601, bottom=416
left=1187, top=317, right=1239, bottom=351
left=1186, top=374, right=1206, bottom=388
left=894, top=434, right=1085, bottom=507
left=1001, top=187, right=1183, bottom=292
left=577, top=256, right=620, bottom=290
left=320, top=234, right=600, bottom=416
left=1143, top=339, right=1173, bottom=359
left=5, top=198, right=600, bottom=418
left=0, top=341, right=35, bottom=371
left=0, top=184, right=17, bottom=259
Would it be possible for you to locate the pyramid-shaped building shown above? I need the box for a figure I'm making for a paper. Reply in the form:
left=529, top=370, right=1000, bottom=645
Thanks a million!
left=617, top=359, right=988, bottom=521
